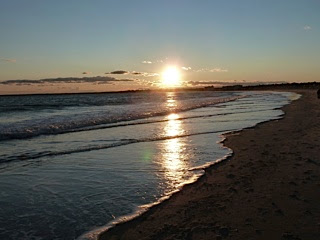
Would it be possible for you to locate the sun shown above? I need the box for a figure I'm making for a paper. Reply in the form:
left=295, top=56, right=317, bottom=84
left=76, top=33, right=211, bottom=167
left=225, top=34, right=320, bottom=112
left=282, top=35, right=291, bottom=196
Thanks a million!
left=161, top=66, right=181, bottom=87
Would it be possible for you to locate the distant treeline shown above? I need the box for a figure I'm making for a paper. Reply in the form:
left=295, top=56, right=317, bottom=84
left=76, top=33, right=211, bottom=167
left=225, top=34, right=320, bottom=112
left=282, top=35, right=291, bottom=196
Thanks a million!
left=205, top=82, right=320, bottom=91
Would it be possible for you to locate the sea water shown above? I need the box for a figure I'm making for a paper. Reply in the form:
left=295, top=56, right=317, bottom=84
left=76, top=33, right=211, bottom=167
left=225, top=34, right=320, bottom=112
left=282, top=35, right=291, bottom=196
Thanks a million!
left=0, top=91, right=298, bottom=239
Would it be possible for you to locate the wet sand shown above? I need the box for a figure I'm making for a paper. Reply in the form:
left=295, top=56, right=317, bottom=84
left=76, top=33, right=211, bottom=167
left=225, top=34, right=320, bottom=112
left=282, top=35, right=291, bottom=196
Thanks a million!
left=99, top=89, right=320, bottom=240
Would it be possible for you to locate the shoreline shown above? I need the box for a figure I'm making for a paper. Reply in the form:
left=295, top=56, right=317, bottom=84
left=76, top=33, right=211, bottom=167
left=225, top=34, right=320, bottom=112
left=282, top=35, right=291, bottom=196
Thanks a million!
left=97, top=89, right=320, bottom=240
left=1, top=82, right=319, bottom=97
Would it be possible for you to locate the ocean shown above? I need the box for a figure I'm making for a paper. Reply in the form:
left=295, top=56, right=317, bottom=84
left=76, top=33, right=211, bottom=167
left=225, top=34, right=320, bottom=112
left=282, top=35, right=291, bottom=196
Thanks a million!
left=0, top=90, right=298, bottom=239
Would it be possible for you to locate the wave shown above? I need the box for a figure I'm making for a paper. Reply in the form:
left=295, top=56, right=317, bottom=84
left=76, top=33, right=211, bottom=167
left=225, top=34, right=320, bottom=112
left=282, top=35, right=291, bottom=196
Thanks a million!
left=0, top=129, right=237, bottom=165
left=0, top=95, right=244, bottom=141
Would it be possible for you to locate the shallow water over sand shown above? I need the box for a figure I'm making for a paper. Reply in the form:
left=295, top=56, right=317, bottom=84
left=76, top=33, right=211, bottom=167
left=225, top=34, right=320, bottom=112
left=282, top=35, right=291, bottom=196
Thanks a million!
left=0, top=91, right=297, bottom=239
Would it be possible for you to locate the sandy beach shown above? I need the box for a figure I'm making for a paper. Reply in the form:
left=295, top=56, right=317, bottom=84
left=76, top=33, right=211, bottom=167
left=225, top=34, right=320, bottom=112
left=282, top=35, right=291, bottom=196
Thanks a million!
left=99, top=89, right=320, bottom=240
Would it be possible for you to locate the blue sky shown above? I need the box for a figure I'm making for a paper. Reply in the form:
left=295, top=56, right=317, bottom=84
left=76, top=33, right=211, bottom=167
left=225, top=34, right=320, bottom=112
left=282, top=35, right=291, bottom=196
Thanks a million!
left=0, top=0, right=319, bottom=93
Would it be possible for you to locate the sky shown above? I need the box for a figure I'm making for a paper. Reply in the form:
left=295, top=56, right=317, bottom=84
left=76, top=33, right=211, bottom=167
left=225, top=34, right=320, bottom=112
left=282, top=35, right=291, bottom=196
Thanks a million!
left=0, top=0, right=319, bottom=94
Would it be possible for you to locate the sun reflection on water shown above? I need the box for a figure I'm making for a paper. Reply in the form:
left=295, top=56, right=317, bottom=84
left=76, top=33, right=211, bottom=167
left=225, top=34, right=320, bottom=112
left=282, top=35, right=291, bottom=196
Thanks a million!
left=161, top=93, right=189, bottom=187
left=166, top=92, right=177, bottom=109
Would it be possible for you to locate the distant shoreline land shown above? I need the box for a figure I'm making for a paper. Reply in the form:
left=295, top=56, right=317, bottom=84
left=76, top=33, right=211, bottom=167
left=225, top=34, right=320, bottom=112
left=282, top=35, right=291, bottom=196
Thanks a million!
left=0, top=81, right=319, bottom=97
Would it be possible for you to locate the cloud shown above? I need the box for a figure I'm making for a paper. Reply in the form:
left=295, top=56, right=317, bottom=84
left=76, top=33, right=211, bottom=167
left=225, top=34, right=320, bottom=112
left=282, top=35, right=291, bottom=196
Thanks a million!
left=1, top=58, right=16, bottom=63
left=182, top=66, right=192, bottom=71
left=0, top=76, right=134, bottom=85
left=303, top=25, right=312, bottom=31
left=195, top=68, right=228, bottom=73
left=141, top=72, right=159, bottom=77
left=188, top=81, right=225, bottom=86
left=82, top=71, right=92, bottom=74
left=142, top=60, right=152, bottom=64
left=105, top=70, right=129, bottom=75
left=304, top=25, right=312, bottom=31
left=188, top=80, right=286, bottom=86
left=209, top=68, right=228, bottom=73
left=106, top=70, right=159, bottom=77
left=130, top=71, right=159, bottom=77
left=131, top=71, right=143, bottom=75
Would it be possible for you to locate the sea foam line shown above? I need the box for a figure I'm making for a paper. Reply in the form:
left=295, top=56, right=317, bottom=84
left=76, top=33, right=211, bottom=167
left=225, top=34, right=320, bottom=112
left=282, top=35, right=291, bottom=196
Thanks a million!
left=0, top=96, right=245, bottom=141
left=0, top=128, right=238, bottom=165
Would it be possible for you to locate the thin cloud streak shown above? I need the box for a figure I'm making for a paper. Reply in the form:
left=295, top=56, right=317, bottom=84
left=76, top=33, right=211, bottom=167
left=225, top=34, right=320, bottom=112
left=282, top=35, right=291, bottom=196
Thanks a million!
left=1, top=58, right=16, bottom=63
left=188, top=81, right=229, bottom=86
left=195, top=68, right=228, bottom=73
left=0, top=76, right=134, bottom=85
left=209, top=68, right=228, bottom=73
left=182, top=67, right=192, bottom=71
left=106, top=70, right=159, bottom=77
left=188, top=80, right=287, bottom=86
left=105, top=70, right=129, bottom=74
left=131, top=71, right=143, bottom=75
left=304, top=25, right=312, bottom=31
left=141, top=59, right=163, bottom=64
left=131, top=71, right=159, bottom=77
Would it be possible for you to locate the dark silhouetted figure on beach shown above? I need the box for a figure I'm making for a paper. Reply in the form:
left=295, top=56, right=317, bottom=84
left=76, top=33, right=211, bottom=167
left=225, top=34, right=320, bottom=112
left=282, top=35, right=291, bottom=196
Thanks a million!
left=318, top=89, right=320, bottom=99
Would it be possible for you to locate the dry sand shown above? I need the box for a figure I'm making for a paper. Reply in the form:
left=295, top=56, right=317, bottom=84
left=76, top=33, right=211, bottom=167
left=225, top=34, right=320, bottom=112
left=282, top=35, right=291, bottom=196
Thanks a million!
left=99, top=89, right=320, bottom=240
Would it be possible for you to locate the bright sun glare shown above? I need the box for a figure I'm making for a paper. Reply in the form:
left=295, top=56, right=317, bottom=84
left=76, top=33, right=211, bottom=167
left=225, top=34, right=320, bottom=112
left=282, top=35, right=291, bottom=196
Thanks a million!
left=161, top=66, right=181, bottom=87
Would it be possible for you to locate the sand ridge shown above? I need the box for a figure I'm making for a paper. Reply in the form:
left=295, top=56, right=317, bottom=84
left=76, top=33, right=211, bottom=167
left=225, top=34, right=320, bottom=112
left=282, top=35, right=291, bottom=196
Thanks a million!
left=99, top=89, right=320, bottom=240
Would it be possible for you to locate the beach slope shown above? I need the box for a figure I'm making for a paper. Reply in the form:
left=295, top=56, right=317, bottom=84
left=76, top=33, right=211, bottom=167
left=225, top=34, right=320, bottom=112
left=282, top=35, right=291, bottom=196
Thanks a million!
left=99, top=90, right=320, bottom=240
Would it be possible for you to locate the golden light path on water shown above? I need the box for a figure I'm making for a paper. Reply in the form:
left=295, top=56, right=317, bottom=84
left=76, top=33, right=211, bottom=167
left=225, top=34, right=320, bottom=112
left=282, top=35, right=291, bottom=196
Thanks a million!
left=161, top=92, right=189, bottom=186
